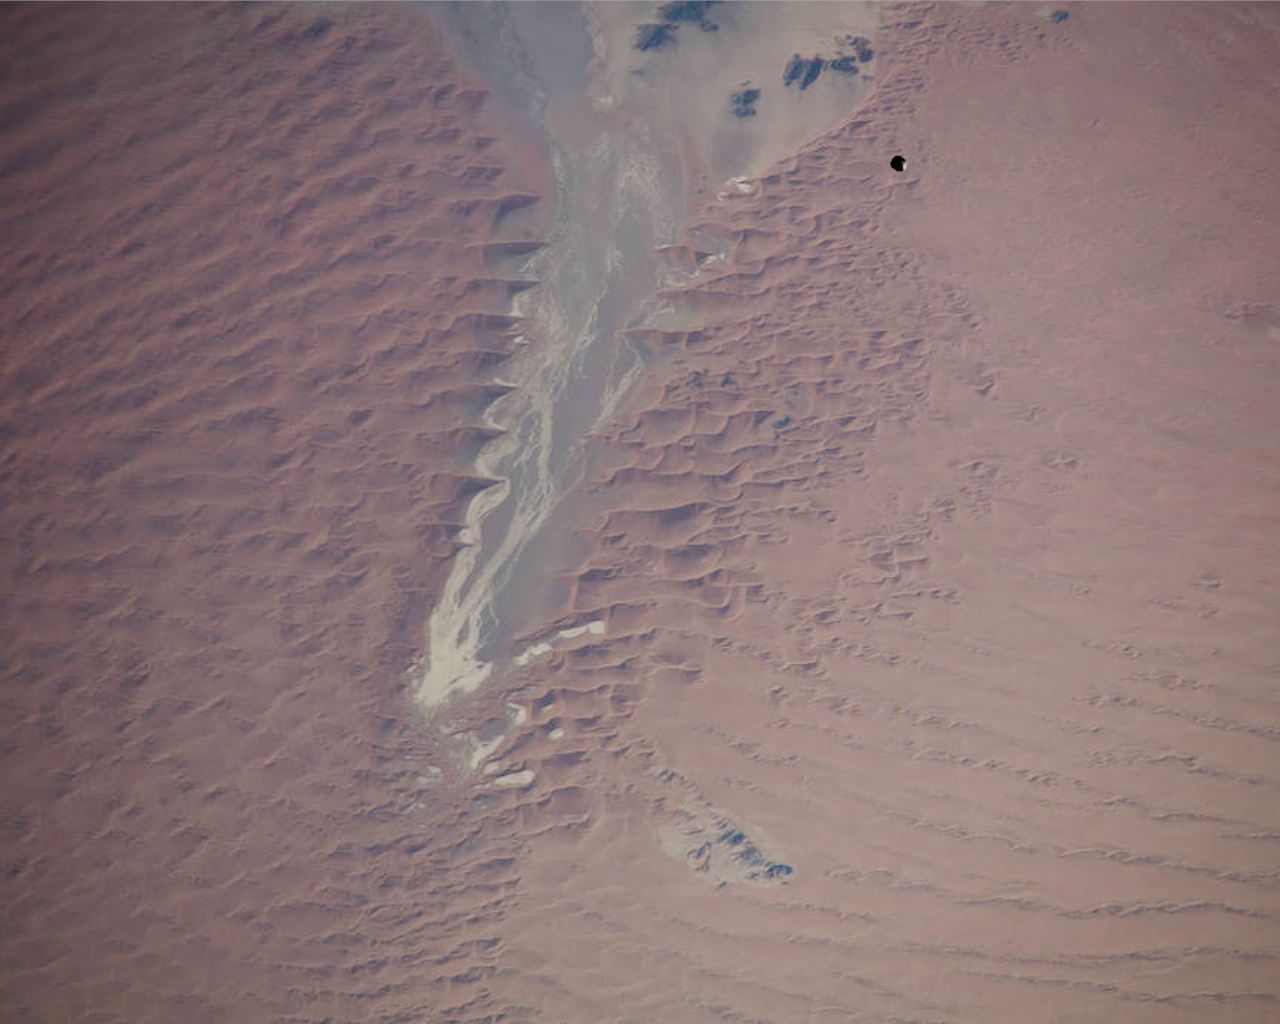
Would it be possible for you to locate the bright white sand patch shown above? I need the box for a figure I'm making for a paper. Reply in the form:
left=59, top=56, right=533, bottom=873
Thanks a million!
left=513, top=619, right=605, bottom=666
left=467, top=731, right=506, bottom=771
left=717, top=176, right=759, bottom=201
left=493, top=769, right=535, bottom=789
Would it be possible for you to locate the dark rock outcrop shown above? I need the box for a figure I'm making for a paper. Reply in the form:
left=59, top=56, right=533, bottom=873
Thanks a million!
left=729, top=86, right=760, bottom=118
left=636, top=1, right=722, bottom=52
left=784, top=54, right=826, bottom=91
left=800, top=55, right=825, bottom=90
left=658, top=1, right=722, bottom=27
left=786, top=34, right=875, bottom=91
left=715, top=826, right=793, bottom=882
left=635, top=22, right=676, bottom=51
left=837, top=34, right=874, bottom=62
left=783, top=53, right=805, bottom=87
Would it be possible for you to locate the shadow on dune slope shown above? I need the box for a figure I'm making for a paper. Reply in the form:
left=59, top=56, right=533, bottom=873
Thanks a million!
left=0, top=4, right=547, bottom=1021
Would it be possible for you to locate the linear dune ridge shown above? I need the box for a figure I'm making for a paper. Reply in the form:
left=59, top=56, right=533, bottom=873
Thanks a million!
left=0, top=4, right=548, bottom=1022
left=439, top=3, right=1280, bottom=1023
left=2, top=2, right=1279, bottom=1024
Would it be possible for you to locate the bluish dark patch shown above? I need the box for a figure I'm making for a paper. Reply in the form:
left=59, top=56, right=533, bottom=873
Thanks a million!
left=635, top=22, right=675, bottom=51
left=658, top=1, right=721, bottom=27
left=729, top=87, right=760, bottom=118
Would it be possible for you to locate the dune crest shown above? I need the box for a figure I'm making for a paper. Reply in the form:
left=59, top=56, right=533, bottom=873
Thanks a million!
left=0, top=5, right=549, bottom=1021
left=434, top=2, right=1280, bottom=1020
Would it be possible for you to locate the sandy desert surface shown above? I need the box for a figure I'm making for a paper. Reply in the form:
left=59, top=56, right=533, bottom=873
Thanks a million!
left=3, top=2, right=1280, bottom=1023
left=0, top=3, right=548, bottom=1021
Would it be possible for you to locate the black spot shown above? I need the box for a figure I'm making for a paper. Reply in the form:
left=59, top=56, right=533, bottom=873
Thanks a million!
left=890, top=155, right=906, bottom=172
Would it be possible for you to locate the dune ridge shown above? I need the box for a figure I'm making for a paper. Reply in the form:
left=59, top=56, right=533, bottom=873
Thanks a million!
left=3, top=1, right=1279, bottom=1021
left=0, top=4, right=550, bottom=1022
left=435, top=3, right=1280, bottom=1021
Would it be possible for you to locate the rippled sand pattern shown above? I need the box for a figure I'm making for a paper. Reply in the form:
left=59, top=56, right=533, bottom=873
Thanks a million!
left=0, top=4, right=545, bottom=1021
left=5, top=2, right=1280, bottom=1023
left=447, top=4, right=1280, bottom=1022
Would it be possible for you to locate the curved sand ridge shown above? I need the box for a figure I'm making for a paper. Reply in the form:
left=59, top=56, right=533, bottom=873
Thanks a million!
left=0, top=5, right=549, bottom=1021
left=414, top=0, right=668, bottom=720
left=425, top=3, right=1280, bottom=1021
left=415, top=0, right=884, bottom=750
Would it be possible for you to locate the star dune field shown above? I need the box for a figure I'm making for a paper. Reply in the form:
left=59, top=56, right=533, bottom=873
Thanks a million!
left=2, top=3, right=1279, bottom=1023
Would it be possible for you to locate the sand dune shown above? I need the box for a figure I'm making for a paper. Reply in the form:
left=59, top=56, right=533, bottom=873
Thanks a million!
left=431, top=3, right=1280, bottom=1021
left=5, top=1, right=1280, bottom=1022
left=0, top=4, right=547, bottom=1022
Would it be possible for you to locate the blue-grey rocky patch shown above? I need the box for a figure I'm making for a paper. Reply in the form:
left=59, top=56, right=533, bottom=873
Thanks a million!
left=836, top=33, right=874, bottom=63
left=784, top=54, right=827, bottom=91
left=716, top=825, right=793, bottom=881
left=729, top=86, right=761, bottom=118
left=658, top=0, right=722, bottom=32
left=783, top=53, right=805, bottom=87
left=658, top=790, right=794, bottom=887
left=800, top=56, right=825, bottom=90
left=635, top=22, right=676, bottom=52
